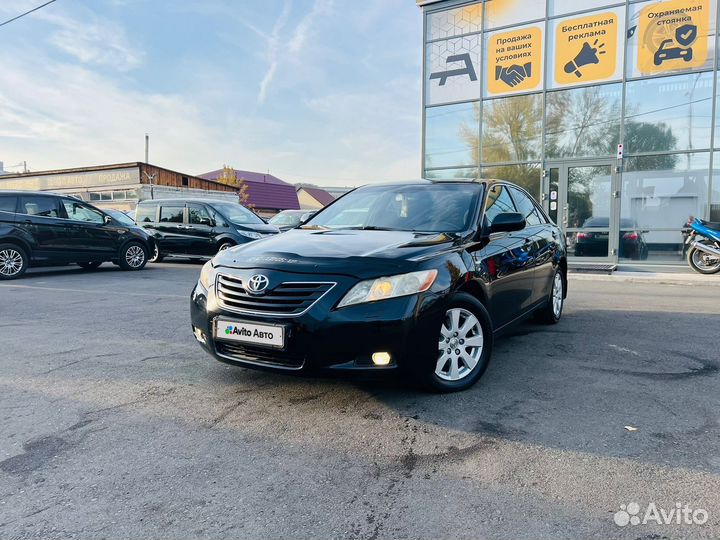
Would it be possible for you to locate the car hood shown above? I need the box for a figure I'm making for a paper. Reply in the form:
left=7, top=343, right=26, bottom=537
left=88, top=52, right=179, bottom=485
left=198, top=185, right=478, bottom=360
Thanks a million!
left=212, top=228, right=460, bottom=278
left=233, top=222, right=280, bottom=234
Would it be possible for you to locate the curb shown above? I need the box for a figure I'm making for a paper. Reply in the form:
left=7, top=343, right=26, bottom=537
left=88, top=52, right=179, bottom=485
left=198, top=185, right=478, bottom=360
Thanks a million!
left=568, top=272, right=720, bottom=287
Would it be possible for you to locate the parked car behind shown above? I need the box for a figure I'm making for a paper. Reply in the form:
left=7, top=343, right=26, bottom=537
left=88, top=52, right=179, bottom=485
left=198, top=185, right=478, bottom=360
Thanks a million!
left=135, top=198, right=279, bottom=262
left=574, top=217, right=648, bottom=260
left=269, top=209, right=315, bottom=231
left=191, top=179, right=567, bottom=392
left=0, top=190, right=153, bottom=280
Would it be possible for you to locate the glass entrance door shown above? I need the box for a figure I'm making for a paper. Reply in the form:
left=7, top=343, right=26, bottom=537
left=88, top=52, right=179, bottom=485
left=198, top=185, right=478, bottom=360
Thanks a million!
left=544, top=160, right=620, bottom=262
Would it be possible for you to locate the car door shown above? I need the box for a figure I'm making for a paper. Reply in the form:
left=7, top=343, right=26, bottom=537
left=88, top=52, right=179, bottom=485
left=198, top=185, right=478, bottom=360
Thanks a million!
left=474, top=184, right=535, bottom=328
left=508, top=186, right=554, bottom=306
left=155, top=203, right=188, bottom=255
left=17, top=195, right=71, bottom=260
left=60, top=199, right=117, bottom=258
left=186, top=204, right=217, bottom=255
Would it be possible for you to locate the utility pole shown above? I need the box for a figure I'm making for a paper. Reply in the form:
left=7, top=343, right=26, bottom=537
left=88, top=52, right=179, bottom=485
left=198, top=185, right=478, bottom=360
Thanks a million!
left=23, top=161, right=27, bottom=173
left=145, top=133, right=149, bottom=163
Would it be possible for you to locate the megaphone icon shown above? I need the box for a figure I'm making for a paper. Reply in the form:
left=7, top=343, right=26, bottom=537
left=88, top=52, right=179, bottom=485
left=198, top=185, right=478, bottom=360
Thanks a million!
left=564, top=39, right=606, bottom=78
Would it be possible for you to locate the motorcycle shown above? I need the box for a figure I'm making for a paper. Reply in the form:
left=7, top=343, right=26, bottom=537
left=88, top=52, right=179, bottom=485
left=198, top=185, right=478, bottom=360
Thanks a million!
left=686, top=218, right=720, bottom=275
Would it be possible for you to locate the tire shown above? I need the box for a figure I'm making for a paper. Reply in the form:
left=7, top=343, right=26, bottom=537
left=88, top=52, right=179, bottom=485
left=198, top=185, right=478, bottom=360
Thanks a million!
left=0, top=243, right=29, bottom=280
left=687, top=246, right=720, bottom=275
left=148, top=243, right=164, bottom=263
left=218, top=241, right=235, bottom=253
left=118, top=242, right=148, bottom=271
left=77, top=261, right=102, bottom=270
left=422, top=292, right=493, bottom=393
left=535, top=268, right=565, bottom=324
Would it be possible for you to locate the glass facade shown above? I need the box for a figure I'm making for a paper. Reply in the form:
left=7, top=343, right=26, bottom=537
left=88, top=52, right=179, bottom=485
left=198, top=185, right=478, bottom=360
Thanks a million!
left=422, top=0, right=720, bottom=263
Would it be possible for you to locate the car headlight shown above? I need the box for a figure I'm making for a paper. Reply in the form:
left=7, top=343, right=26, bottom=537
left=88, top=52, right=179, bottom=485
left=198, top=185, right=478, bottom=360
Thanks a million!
left=199, top=260, right=217, bottom=290
left=338, top=269, right=438, bottom=308
left=239, top=230, right=263, bottom=239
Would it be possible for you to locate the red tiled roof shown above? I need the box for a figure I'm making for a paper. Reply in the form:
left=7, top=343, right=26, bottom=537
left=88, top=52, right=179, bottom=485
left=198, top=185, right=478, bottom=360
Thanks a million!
left=199, top=169, right=300, bottom=210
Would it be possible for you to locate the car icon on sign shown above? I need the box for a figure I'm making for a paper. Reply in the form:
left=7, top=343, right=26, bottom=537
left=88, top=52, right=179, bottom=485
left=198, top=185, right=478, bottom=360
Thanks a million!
left=654, top=38, right=693, bottom=66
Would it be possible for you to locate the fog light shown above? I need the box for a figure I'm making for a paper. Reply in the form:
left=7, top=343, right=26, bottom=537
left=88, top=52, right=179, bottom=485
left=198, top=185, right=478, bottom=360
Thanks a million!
left=372, top=352, right=392, bottom=366
left=193, top=326, right=206, bottom=344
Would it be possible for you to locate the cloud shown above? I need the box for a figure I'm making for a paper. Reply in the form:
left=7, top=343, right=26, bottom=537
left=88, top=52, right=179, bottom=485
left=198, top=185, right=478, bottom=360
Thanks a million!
left=41, top=11, right=144, bottom=71
left=288, top=0, right=333, bottom=53
left=257, top=0, right=292, bottom=104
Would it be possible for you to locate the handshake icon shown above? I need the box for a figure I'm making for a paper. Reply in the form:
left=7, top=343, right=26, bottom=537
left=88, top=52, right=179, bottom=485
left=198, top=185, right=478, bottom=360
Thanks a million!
left=495, top=62, right=532, bottom=88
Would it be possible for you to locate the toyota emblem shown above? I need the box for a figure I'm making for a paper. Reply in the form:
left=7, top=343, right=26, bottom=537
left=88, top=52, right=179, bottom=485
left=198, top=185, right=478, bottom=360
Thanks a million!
left=246, top=274, right=269, bottom=294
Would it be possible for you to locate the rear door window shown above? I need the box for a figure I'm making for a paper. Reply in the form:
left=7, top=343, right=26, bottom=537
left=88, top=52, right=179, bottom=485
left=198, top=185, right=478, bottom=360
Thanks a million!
left=136, top=204, right=158, bottom=223
left=188, top=205, right=213, bottom=226
left=19, top=196, right=61, bottom=218
left=159, top=205, right=184, bottom=223
left=0, top=196, right=18, bottom=213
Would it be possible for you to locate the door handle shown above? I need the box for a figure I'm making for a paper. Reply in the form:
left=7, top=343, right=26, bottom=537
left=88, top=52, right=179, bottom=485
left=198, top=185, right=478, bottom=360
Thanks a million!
left=23, top=219, right=32, bottom=224
left=551, top=231, right=558, bottom=239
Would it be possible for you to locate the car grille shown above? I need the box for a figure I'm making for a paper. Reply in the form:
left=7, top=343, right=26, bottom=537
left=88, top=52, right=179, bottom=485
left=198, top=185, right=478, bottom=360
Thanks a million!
left=215, top=341, right=304, bottom=369
left=216, top=274, right=335, bottom=317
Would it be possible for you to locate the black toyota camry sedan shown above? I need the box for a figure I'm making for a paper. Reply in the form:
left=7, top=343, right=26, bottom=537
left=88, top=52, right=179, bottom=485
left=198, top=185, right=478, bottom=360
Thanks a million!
left=190, top=179, right=567, bottom=392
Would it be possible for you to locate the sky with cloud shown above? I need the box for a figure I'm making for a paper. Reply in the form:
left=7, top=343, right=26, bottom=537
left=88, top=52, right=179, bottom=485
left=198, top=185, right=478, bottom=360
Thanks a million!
left=0, top=0, right=422, bottom=186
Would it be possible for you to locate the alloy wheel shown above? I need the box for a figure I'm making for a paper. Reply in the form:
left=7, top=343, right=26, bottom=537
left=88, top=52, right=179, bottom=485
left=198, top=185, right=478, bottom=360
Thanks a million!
left=125, top=245, right=145, bottom=268
left=436, top=308, right=484, bottom=381
left=692, top=249, right=720, bottom=272
left=0, top=248, right=23, bottom=277
left=552, top=272, right=563, bottom=318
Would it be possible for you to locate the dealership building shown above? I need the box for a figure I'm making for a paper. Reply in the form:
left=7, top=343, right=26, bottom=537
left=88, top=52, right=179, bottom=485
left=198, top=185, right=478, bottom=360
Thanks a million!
left=419, top=0, right=720, bottom=264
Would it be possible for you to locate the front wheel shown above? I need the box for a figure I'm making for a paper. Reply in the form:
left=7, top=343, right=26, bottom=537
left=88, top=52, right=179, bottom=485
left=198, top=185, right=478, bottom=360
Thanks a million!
left=688, top=246, right=720, bottom=274
left=118, top=242, right=148, bottom=271
left=0, top=244, right=29, bottom=280
left=423, top=293, right=493, bottom=393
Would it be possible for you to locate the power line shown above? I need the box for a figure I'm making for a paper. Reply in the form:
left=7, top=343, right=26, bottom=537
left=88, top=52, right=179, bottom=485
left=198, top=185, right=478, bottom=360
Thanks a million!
left=0, top=0, right=57, bottom=28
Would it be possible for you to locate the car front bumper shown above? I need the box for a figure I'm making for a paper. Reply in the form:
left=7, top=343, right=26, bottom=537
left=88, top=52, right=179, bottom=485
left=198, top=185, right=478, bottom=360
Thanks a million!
left=190, top=272, right=447, bottom=376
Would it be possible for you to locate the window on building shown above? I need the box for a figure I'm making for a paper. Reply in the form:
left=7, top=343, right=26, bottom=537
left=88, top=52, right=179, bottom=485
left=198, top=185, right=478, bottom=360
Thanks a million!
left=548, top=0, right=618, bottom=17
left=424, top=168, right=478, bottom=181
left=425, top=102, right=479, bottom=169
left=426, top=4, right=482, bottom=41
left=625, top=72, right=713, bottom=153
left=545, top=83, right=622, bottom=158
left=626, top=0, right=716, bottom=79
left=482, top=94, right=543, bottom=163
left=484, top=0, right=545, bottom=30
left=483, top=184, right=518, bottom=225
left=159, top=205, right=184, bottom=223
left=182, top=176, right=189, bottom=187
left=19, top=196, right=60, bottom=218
left=480, top=163, right=542, bottom=200
left=425, top=35, right=482, bottom=106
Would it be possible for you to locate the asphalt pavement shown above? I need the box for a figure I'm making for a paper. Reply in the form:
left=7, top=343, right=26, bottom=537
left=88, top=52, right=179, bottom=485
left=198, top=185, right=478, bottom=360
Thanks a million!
left=1, top=261, right=719, bottom=539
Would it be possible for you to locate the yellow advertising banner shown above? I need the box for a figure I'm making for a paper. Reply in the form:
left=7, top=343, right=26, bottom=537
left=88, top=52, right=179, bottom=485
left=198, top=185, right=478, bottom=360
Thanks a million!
left=637, top=0, right=709, bottom=75
left=487, top=26, right=543, bottom=95
left=554, top=12, right=619, bottom=85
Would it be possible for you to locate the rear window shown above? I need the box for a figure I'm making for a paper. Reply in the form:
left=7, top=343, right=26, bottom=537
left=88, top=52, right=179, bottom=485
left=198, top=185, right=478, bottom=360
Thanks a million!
left=0, top=196, right=17, bottom=213
left=136, top=204, right=157, bottom=223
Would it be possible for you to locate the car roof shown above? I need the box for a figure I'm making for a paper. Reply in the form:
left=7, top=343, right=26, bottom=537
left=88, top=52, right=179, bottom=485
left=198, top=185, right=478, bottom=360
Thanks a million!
left=0, top=190, right=71, bottom=197
left=137, top=198, right=239, bottom=205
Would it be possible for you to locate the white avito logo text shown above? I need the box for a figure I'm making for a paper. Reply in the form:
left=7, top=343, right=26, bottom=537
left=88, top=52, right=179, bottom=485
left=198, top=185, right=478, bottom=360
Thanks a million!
left=614, top=502, right=709, bottom=527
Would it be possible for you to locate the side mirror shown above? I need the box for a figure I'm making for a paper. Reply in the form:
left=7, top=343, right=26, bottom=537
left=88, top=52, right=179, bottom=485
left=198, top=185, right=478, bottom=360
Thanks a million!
left=299, top=213, right=312, bottom=226
left=489, top=212, right=526, bottom=234
left=104, top=215, right=113, bottom=225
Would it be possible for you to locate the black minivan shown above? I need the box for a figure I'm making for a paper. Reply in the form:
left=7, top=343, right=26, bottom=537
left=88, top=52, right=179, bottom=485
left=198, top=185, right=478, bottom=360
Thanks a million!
left=0, top=191, right=154, bottom=280
left=135, top=198, right=280, bottom=262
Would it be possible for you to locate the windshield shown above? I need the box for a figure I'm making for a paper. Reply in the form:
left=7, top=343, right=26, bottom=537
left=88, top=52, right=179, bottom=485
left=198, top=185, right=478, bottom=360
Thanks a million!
left=303, top=183, right=483, bottom=233
left=270, top=212, right=303, bottom=227
left=212, top=203, right=264, bottom=225
left=105, top=209, right=136, bottom=226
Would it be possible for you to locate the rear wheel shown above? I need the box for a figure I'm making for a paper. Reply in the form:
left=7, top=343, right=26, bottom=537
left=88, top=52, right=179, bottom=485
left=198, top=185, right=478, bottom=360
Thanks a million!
left=535, top=269, right=564, bottom=324
left=423, top=293, right=493, bottom=393
left=77, top=261, right=102, bottom=270
left=688, top=246, right=720, bottom=274
left=118, top=242, right=148, bottom=271
left=0, top=244, right=28, bottom=280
